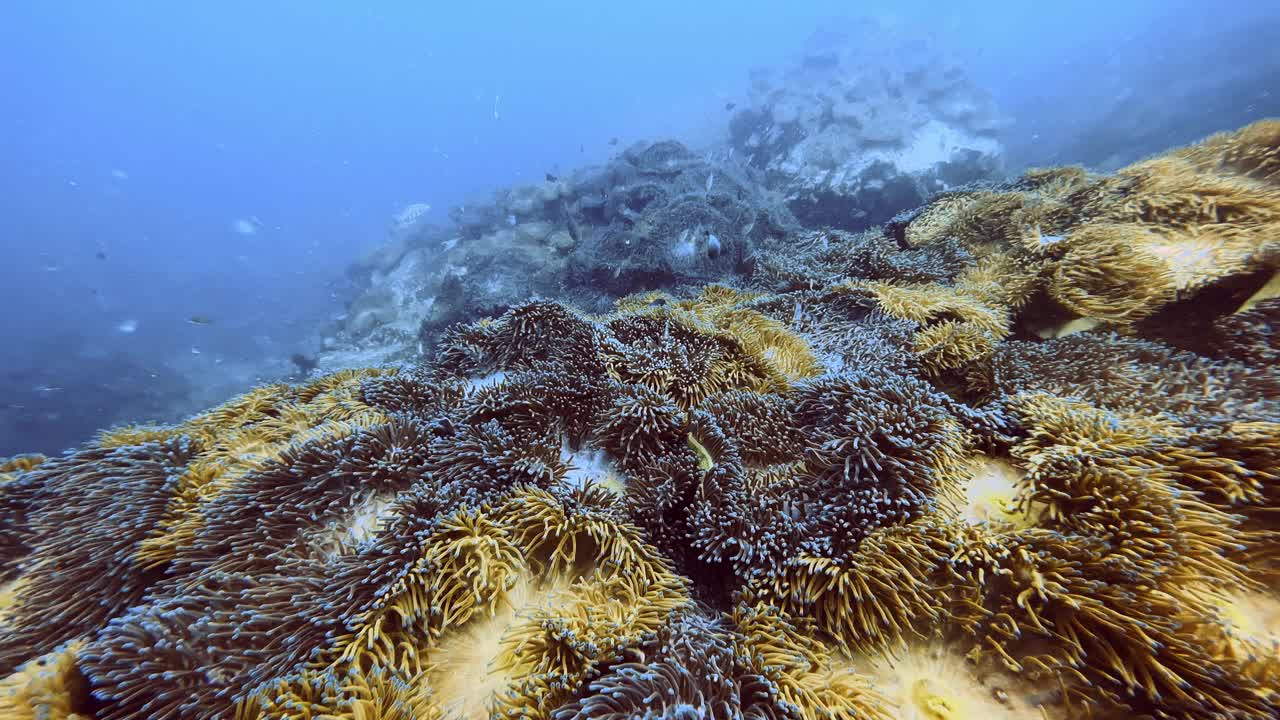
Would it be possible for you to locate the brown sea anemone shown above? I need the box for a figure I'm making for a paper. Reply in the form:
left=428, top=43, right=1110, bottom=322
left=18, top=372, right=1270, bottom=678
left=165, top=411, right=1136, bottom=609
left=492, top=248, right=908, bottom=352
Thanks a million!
left=0, top=438, right=194, bottom=674
left=730, top=601, right=892, bottom=720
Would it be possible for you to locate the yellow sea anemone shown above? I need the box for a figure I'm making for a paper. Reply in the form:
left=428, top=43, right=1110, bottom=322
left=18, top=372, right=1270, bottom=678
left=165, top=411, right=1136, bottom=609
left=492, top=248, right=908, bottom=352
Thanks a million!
left=0, top=641, right=92, bottom=720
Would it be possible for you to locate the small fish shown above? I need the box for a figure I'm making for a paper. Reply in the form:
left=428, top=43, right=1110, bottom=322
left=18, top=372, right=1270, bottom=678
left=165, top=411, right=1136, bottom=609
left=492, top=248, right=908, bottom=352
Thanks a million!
left=191, top=346, right=202, bottom=355
left=32, top=385, right=62, bottom=394
left=724, top=101, right=736, bottom=111
left=230, top=217, right=262, bottom=236
left=43, top=264, right=61, bottom=273
left=117, top=319, right=139, bottom=334
left=95, top=251, right=107, bottom=260
left=545, top=172, right=558, bottom=183
left=507, top=214, right=517, bottom=226
left=706, top=233, right=721, bottom=259
left=608, top=137, right=619, bottom=146
left=110, top=169, right=129, bottom=180
left=290, top=353, right=318, bottom=372
left=705, top=174, right=715, bottom=193
left=188, top=315, right=214, bottom=326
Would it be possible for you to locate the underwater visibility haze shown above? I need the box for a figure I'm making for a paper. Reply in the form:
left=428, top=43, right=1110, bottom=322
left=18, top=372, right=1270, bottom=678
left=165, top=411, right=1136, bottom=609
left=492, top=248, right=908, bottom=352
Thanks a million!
left=2, top=2, right=1280, bottom=719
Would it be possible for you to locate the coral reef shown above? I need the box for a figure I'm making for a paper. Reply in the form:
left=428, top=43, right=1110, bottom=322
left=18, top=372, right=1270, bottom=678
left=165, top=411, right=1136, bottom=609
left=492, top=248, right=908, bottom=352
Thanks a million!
left=320, top=142, right=799, bottom=372
left=3, top=123, right=1280, bottom=720
left=729, top=20, right=1007, bottom=230
left=320, top=23, right=1011, bottom=373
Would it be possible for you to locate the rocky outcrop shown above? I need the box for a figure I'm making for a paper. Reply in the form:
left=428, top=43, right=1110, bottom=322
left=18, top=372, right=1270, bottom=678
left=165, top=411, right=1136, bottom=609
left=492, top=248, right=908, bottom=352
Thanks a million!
left=729, top=22, right=1007, bottom=230
left=317, top=140, right=798, bottom=370
left=319, top=23, right=1013, bottom=371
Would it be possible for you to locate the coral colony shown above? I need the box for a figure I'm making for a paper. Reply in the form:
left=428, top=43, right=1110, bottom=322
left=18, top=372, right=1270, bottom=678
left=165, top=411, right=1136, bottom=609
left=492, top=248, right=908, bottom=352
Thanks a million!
left=3, top=123, right=1280, bottom=719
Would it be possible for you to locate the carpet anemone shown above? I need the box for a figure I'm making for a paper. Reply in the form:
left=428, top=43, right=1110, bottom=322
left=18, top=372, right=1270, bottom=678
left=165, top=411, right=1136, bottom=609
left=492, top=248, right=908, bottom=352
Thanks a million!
left=0, top=438, right=194, bottom=674
left=729, top=601, right=893, bottom=720
left=0, top=641, right=93, bottom=720
left=235, top=665, right=440, bottom=720
left=327, top=486, right=688, bottom=719
left=607, top=309, right=777, bottom=407
left=1214, top=296, right=1280, bottom=366
left=847, top=640, right=1059, bottom=720
left=896, top=120, right=1280, bottom=337
left=2, top=122, right=1279, bottom=719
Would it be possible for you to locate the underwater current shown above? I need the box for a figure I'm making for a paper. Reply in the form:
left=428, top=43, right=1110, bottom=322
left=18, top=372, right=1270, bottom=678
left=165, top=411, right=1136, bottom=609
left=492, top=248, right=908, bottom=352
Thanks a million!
left=1, top=3, right=1279, bottom=720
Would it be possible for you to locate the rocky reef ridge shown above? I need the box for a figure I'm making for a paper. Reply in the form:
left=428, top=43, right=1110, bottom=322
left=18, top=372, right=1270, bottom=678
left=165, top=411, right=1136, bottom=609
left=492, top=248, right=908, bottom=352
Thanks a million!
left=320, top=27, right=1008, bottom=372
left=729, top=22, right=1007, bottom=231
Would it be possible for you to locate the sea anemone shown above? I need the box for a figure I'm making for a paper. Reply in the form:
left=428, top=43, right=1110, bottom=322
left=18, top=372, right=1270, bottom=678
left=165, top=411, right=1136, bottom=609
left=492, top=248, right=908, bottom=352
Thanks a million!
left=0, top=641, right=91, bottom=720
left=80, top=563, right=343, bottom=720
left=236, top=665, right=440, bottom=720
left=607, top=309, right=778, bottom=407
left=730, top=601, right=892, bottom=720
left=592, top=384, right=686, bottom=470
left=763, top=519, right=952, bottom=653
left=847, top=640, right=1056, bottom=720
left=0, top=438, right=193, bottom=674
left=552, top=609, right=776, bottom=720
left=1215, top=296, right=1280, bottom=366
left=1, top=120, right=1278, bottom=720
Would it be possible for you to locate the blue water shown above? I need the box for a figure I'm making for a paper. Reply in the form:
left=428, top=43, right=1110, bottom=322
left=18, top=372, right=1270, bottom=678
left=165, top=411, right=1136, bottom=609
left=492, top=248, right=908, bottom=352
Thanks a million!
left=1, top=0, right=1277, bottom=455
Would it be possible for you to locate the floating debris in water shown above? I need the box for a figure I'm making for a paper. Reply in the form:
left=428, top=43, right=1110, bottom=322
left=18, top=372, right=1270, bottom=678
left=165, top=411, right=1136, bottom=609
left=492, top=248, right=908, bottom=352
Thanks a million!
left=393, top=203, right=432, bottom=230
left=230, top=217, right=263, bottom=236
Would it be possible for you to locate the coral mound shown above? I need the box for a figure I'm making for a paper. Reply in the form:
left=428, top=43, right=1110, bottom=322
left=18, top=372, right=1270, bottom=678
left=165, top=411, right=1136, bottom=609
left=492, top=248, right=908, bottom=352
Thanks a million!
left=3, top=122, right=1280, bottom=720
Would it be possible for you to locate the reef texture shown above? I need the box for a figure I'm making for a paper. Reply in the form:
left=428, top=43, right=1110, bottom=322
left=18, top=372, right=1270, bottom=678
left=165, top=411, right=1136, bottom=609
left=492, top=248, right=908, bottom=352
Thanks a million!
left=323, top=26, right=1008, bottom=372
left=729, top=21, right=1007, bottom=231
left=323, top=140, right=800, bottom=372
left=3, top=123, right=1280, bottom=720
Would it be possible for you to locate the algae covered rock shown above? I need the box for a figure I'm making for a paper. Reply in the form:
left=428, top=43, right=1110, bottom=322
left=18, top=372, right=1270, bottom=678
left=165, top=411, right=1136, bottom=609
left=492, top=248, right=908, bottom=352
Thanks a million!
left=328, top=139, right=798, bottom=367
left=730, top=21, right=1007, bottom=231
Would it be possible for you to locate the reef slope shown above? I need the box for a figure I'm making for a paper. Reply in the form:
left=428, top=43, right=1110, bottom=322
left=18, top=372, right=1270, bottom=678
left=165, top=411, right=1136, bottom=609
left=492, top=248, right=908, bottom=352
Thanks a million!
left=2, top=122, right=1279, bottom=720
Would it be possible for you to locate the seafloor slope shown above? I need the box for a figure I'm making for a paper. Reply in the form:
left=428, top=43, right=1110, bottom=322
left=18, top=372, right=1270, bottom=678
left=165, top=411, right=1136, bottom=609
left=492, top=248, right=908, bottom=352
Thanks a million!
left=1, top=121, right=1278, bottom=720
